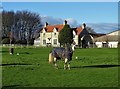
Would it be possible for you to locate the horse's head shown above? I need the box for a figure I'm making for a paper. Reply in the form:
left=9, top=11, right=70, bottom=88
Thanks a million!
left=65, top=43, right=75, bottom=52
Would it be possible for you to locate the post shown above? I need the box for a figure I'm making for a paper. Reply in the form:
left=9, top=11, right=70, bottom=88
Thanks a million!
left=9, top=47, right=14, bottom=54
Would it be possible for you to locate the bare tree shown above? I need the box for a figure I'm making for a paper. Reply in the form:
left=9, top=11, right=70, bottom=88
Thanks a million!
left=2, top=10, right=42, bottom=47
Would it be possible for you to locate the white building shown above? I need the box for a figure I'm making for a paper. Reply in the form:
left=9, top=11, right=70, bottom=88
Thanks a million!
left=34, top=37, right=40, bottom=47
left=34, top=21, right=95, bottom=48
left=95, top=30, right=120, bottom=48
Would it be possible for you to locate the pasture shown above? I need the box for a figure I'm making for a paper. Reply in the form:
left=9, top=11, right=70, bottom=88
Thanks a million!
left=1, top=47, right=119, bottom=87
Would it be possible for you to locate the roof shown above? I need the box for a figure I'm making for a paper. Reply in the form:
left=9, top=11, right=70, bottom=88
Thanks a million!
left=44, top=24, right=64, bottom=32
left=95, top=35, right=119, bottom=42
left=90, top=33, right=106, bottom=38
left=43, top=24, right=84, bottom=35
left=76, top=27, right=83, bottom=35
left=106, top=30, right=120, bottom=35
left=95, top=30, right=120, bottom=42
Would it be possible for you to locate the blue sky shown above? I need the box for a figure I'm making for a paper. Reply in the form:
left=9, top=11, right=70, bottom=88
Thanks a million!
left=1, top=2, right=119, bottom=33
left=2, top=2, right=118, bottom=23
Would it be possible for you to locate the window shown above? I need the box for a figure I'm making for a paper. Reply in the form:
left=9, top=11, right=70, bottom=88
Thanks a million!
left=43, top=40, right=46, bottom=45
left=54, top=33, right=56, bottom=35
left=43, top=33, right=45, bottom=37
left=53, top=39, right=57, bottom=45
left=73, top=35, right=75, bottom=38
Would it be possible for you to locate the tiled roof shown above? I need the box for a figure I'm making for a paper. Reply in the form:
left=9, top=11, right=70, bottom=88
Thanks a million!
left=45, top=24, right=64, bottom=32
left=43, top=24, right=84, bottom=35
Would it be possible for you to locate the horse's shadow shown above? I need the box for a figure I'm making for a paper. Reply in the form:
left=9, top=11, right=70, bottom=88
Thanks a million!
left=71, top=64, right=120, bottom=69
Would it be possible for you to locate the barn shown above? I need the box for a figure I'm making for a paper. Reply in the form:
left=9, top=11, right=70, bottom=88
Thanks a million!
left=95, top=30, right=120, bottom=48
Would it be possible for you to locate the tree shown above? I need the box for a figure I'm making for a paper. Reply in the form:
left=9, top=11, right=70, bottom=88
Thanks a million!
left=58, top=24, right=73, bottom=46
left=2, top=10, right=42, bottom=46
left=13, top=11, right=42, bottom=46
left=2, top=38, right=10, bottom=44
left=2, top=11, right=14, bottom=38
left=86, top=26, right=96, bottom=34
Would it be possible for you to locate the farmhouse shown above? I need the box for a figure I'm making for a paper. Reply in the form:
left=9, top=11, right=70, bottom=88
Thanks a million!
left=94, top=30, right=120, bottom=48
left=35, top=20, right=96, bottom=48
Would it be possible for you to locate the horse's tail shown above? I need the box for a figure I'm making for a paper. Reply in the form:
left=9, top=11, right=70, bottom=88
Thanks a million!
left=49, top=51, right=53, bottom=64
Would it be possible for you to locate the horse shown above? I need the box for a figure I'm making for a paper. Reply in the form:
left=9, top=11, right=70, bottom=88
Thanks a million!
left=48, top=44, right=75, bottom=70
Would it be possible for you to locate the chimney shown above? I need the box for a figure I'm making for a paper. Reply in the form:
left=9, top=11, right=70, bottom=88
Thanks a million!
left=82, top=23, right=86, bottom=29
left=64, top=20, right=67, bottom=25
left=44, top=22, right=48, bottom=27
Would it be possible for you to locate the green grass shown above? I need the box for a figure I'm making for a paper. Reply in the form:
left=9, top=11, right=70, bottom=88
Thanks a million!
left=1, top=47, right=119, bottom=87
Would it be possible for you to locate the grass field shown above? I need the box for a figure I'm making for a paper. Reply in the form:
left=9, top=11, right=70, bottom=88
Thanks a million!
left=1, top=47, right=119, bottom=87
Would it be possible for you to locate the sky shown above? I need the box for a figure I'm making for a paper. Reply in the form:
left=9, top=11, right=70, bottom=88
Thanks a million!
left=2, top=2, right=118, bottom=23
left=1, top=2, right=119, bottom=33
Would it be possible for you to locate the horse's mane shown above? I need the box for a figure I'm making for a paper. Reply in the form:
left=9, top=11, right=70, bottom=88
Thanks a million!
left=65, top=44, right=73, bottom=53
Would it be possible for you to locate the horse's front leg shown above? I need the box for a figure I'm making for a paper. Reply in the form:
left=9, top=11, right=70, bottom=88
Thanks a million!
left=54, top=57, right=58, bottom=69
left=64, top=58, right=68, bottom=70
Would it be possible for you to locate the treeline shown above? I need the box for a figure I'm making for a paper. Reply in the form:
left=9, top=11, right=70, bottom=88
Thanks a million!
left=2, top=10, right=43, bottom=45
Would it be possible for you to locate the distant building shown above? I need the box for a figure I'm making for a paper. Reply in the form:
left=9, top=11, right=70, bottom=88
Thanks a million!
left=35, top=20, right=113, bottom=48
left=34, top=20, right=94, bottom=48
left=34, top=37, right=40, bottom=47
left=95, top=30, right=120, bottom=48
left=34, top=21, right=119, bottom=48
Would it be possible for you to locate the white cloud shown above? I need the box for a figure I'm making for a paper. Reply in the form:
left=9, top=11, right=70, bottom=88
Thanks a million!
left=41, top=16, right=79, bottom=28
left=41, top=15, right=118, bottom=34
left=65, top=18, right=80, bottom=27
left=87, top=23, right=118, bottom=34
left=41, top=16, right=63, bottom=25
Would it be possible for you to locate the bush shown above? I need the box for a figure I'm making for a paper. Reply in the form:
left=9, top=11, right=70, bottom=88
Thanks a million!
left=2, top=38, right=10, bottom=44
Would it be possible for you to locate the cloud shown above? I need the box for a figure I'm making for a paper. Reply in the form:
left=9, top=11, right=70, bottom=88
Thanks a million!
left=41, top=16, right=63, bottom=25
left=65, top=18, right=80, bottom=27
left=87, top=23, right=118, bottom=34
left=41, top=15, right=118, bottom=34
left=41, top=16, right=79, bottom=28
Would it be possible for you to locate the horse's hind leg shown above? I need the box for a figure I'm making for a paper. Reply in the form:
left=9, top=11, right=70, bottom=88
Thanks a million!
left=54, top=57, right=58, bottom=69
left=64, top=58, right=68, bottom=70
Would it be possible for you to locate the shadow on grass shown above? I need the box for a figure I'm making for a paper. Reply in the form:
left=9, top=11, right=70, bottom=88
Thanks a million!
left=2, top=85, right=24, bottom=89
left=1, top=63, right=32, bottom=66
left=72, top=64, right=120, bottom=69
left=0, top=50, right=9, bottom=53
left=2, top=85, right=20, bottom=87
left=19, top=52, right=30, bottom=54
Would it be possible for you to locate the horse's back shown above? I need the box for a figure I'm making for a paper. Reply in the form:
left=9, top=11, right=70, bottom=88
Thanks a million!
left=51, top=47, right=65, bottom=59
left=53, top=47, right=65, bottom=52
left=50, top=47, right=72, bottom=61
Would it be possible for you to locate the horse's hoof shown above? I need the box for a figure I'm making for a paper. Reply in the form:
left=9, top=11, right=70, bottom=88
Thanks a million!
left=55, top=67, right=59, bottom=69
left=64, top=68, right=67, bottom=70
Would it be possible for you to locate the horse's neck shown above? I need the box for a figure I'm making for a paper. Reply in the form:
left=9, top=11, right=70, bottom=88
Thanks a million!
left=65, top=44, right=75, bottom=52
left=72, top=45, right=75, bottom=52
